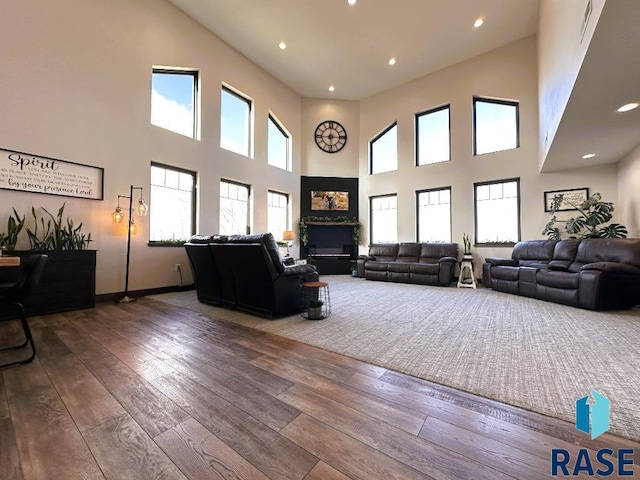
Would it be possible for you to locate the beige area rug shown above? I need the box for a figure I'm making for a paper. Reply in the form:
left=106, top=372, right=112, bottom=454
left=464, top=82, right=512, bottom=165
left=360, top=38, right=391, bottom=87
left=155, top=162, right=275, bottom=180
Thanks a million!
left=152, top=276, right=640, bottom=441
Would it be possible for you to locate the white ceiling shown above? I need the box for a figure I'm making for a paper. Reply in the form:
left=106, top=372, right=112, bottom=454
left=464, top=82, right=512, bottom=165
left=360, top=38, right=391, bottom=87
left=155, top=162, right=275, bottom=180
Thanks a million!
left=166, top=0, right=539, bottom=100
left=167, top=0, right=640, bottom=172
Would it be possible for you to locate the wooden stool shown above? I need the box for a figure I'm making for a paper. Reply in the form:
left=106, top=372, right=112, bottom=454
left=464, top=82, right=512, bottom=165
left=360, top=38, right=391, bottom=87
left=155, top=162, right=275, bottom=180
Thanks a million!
left=457, top=260, right=476, bottom=289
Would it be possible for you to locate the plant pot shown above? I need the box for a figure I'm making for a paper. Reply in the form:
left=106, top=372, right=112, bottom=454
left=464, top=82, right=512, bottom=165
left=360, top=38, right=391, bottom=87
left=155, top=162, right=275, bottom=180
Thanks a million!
left=307, top=306, right=323, bottom=320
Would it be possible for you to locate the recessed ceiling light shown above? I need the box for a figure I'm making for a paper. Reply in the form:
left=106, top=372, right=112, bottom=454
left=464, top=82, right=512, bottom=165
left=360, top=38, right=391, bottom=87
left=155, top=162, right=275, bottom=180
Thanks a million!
left=582, top=153, right=596, bottom=159
left=474, top=18, right=484, bottom=28
left=348, top=0, right=356, bottom=5
left=328, top=85, right=335, bottom=92
left=388, top=57, right=396, bottom=66
left=278, top=42, right=287, bottom=50
left=617, top=102, right=639, bottom=112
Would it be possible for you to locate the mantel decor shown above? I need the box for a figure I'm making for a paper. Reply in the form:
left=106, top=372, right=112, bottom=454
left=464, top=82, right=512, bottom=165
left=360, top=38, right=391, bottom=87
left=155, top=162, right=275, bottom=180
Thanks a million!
left=299, top=216, right=360, bottom=246
left=0, top=147, right=104, bottom=200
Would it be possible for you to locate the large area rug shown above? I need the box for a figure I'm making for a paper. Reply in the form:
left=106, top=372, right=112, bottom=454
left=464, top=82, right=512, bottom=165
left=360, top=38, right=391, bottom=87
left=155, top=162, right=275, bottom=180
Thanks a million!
left=152, top=276, right=640, bottom=441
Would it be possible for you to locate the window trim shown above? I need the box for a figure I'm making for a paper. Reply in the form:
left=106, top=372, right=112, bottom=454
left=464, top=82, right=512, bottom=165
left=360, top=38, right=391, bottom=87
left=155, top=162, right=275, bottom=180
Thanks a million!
left=267, top=113, right=291, bottom=171
left=369, top=121, right=398, bottom=175
left=369, top=193, right=398, bottom=244
left=267, top=189, right=291, bottom=240
left=148, top=161, right=197, bottom=246
left=151, top=67, right=200, bottom=139
left=473, top=177, right=521, bottom=247
left=219, top=178, right=252, bottom=235
left=472, top=96, right=520, bottom=156
left=221, top=84, right=254, bottom=157
left=415, top=104, right=451, bottom=167
left=415, top=186, right=452, bottom=243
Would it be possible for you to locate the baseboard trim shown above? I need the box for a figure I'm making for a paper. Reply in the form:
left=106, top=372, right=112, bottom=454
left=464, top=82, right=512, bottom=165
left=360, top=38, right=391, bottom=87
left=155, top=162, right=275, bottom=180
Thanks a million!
left=97, top=284, right=195, bottom=304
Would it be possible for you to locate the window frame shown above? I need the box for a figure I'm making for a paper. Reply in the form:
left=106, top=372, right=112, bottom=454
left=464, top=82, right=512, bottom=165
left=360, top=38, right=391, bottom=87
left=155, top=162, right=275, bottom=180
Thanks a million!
left=151, top=67, right=199, bottom=139
left=267, top=189, right=291, bottom=241
left=148, top=161, right=197, bottom=246
left=369, top=193, right=398, bottom=244
left=472, top=97, right=520, bottom=156
left=267, top=113, right=291, bottom=171
left=415, top=186, right=452, bottom=243
left=219, top=178, right=252, bottom=235
left=415, top=104, right=451, bottom=166
left=473, top=177, right=521, bottom=247
left=369, top=121, right=398, bottom=175
left=220, top=84, right=253, bottom=157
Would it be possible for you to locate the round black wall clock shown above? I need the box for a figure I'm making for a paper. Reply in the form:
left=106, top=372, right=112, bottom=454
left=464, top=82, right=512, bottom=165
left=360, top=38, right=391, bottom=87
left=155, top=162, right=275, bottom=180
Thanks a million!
left=314, top=120, right=347, bottom=153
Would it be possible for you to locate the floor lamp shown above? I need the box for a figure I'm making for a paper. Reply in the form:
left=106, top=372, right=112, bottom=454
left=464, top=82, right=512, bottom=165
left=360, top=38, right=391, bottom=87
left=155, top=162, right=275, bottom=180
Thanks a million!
left=112, top=185, right=148, bottom=303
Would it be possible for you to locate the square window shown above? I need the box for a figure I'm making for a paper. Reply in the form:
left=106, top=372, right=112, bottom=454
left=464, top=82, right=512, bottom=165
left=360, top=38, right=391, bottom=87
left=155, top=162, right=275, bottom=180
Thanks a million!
left=474, top=179, right=520, bottom=245
left=416, top=106, right=450, bottom=166
left=151, top=69, right=198, bottom=138
left=473, top=97, right=519, bottom=155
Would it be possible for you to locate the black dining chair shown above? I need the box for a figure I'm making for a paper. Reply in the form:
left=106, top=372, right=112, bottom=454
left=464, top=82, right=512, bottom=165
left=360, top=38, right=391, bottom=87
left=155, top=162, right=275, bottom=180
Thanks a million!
left=0, top=254, right=48, bottom=368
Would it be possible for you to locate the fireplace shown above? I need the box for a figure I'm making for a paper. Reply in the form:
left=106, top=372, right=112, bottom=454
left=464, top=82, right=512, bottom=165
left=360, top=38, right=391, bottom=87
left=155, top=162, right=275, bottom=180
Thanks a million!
left=303, top=223, right=356, bottom=274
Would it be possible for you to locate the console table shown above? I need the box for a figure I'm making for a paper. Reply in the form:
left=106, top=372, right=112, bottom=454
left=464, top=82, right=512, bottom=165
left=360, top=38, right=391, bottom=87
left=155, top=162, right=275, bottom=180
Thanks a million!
left=0, top=256, right=20, bottom=267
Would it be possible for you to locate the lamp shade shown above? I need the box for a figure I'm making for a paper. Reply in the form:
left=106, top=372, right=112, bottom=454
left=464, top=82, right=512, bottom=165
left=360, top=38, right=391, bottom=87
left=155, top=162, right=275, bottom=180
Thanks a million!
left=282, top=230, right=295, bottom=242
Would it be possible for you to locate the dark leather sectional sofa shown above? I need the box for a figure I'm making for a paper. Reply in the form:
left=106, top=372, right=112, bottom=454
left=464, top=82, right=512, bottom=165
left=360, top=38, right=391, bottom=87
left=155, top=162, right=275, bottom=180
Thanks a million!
left=184, top=233, right=319, bottom=317
left=357, top=242, right=459, bottom=286
left=483, top=238, right=640, bottom=310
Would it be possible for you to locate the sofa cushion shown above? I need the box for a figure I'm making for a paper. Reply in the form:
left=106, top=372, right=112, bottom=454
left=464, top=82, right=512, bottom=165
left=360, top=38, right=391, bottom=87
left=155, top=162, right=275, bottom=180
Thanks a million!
left=536, top=269, right=580, bottom=289
left=575, top=238, right=640, bottom=268
left=410, top=263, right=439, bottom=275
left=228, top=233, right=284, bottom=273
left=396, top=243, right=421, bottom=262
left=419, top=243, right=459, bottom=263
left=490, top=266, right=520, bottom=282
left=366, top=261, right=389, bottom=272
left=369, top=244, right=399, bottom=262
left=188, top=234, right=214, bottom=244
left=388, top=262, right=412, bottom=273
left=512, top=239, right=557, bottom=266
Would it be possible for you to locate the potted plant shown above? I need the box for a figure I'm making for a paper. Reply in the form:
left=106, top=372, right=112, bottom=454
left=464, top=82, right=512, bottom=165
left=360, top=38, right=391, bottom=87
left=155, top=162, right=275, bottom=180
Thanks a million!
left=0, top=209, right=25, bottom=253
left=462, top=233, right=473, bottom=260
left=0, top=203, right=96, bottom=317
left=307, top=300, right=324, bottom=320
left=542, top=192, right=628, bottom=239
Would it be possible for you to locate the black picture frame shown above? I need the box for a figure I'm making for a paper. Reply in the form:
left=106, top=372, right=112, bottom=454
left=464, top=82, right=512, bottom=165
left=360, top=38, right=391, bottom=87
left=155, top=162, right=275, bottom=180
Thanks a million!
left=544, top=188, right=589, bottom=212
left=0, top=147, right=104, bottom=200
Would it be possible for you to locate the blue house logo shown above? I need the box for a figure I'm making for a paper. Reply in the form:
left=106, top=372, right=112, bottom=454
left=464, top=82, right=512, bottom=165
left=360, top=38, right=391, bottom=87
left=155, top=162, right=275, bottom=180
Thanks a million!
left=576, top=390, right=610, bottom=439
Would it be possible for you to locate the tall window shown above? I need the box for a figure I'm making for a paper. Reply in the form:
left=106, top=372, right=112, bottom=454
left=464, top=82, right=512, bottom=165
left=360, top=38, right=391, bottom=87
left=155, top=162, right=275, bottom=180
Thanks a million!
left=370, top=122, right=398, bottom=174
left=151, top=68, right=198, bottom=138
left=267, top=114, right=290, bottom=171
left=473, top=97, right=519, bottom=155
left=370, top=194, right=398, bottom=243
left=149, top=163, right=196, bottom=243
left=417, top=188, right=451, bottom=242
left=221, top=86, right=252, bottom=156
left=267, top=191, right=290, bottom=241
left=220, top=180, right=251, bottom=235
left=416, top=105, right=450, bottom=166
left=474, top=178, right=520, bottom=245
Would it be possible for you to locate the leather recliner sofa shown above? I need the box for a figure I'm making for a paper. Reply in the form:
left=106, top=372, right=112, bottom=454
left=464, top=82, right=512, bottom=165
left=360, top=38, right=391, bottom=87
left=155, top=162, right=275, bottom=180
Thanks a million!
left=184, top=233, right=319, bottom=317
left=357, top=242, right=459, bottom=286
left=483, top=238, right=640, bottom=310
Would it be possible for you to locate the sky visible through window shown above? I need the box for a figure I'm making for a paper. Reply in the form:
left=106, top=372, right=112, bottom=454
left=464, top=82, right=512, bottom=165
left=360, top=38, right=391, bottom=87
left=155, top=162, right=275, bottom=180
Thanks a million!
left=475, top=100, right=518, bottom=155
left=221, top=88, right=251, bottom=156
left=371, top=124, right=398, bottom=174
left=151, top=71, right=195, bottom=138
left=417, top=107, right=450, bottom=165
left=268, top=116, right=289, bottom=170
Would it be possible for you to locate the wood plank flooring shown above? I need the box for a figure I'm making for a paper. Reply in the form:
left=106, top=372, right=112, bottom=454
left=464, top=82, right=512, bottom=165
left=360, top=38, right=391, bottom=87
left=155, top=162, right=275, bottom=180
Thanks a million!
left=1, top=297, right=639, bottom=479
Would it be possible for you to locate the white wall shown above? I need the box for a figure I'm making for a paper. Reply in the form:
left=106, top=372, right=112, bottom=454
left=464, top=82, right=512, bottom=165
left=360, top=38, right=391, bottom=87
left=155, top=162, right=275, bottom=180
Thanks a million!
left=537, top=0, right=605, bottom=167
left=617, top=145, right=640, bottom=237
left=354, top=36, right=618, bottom=268
left=0, top=0, right=303, bottom=295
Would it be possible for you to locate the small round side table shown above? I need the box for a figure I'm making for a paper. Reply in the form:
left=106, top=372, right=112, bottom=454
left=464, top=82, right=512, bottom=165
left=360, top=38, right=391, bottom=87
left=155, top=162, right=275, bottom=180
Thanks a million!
left=301, top=281, right=331, bottom=320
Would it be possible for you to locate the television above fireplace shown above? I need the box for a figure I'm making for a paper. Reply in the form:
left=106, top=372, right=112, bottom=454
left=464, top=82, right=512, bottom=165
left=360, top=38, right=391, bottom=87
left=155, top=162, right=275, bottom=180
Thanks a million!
left=311, top=190, right=349, bottom=211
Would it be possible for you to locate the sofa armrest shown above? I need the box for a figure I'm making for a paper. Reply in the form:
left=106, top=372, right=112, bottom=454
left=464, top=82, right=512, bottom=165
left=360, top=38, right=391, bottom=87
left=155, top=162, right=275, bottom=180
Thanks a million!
left=282, top=264, right=317, bottom=276
left=282, top=257, right=295, bottom=266
left=580, top=262, right=640, bottom=275
left=484, top=257, right=518, bottom=267
left=439, top=256, right=458, bottom=264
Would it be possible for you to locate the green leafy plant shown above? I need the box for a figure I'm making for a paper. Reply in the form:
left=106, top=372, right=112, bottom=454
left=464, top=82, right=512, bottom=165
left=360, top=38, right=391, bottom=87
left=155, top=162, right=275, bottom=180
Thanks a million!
left=0, top=209, right=25, bottom=251
left=25, top=203, right=93, bottom=250
left=542, top=192, right=628, bottom=240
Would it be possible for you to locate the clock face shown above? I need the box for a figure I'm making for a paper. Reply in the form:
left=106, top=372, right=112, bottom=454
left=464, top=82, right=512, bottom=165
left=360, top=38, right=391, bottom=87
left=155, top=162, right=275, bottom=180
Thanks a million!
left=314, top=120, right=347, bottom=153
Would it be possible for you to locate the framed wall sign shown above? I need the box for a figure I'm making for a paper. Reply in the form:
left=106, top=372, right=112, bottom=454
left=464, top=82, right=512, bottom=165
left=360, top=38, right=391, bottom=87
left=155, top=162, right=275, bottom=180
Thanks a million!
left=0, top=148, right=104, bottom=200
left=544, top=188, right=589, bottom=212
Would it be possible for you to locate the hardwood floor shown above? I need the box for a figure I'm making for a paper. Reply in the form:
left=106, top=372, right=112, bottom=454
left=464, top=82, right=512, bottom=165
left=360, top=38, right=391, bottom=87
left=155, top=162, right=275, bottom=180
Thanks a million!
left=1, top=298, right=638, bottom=479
